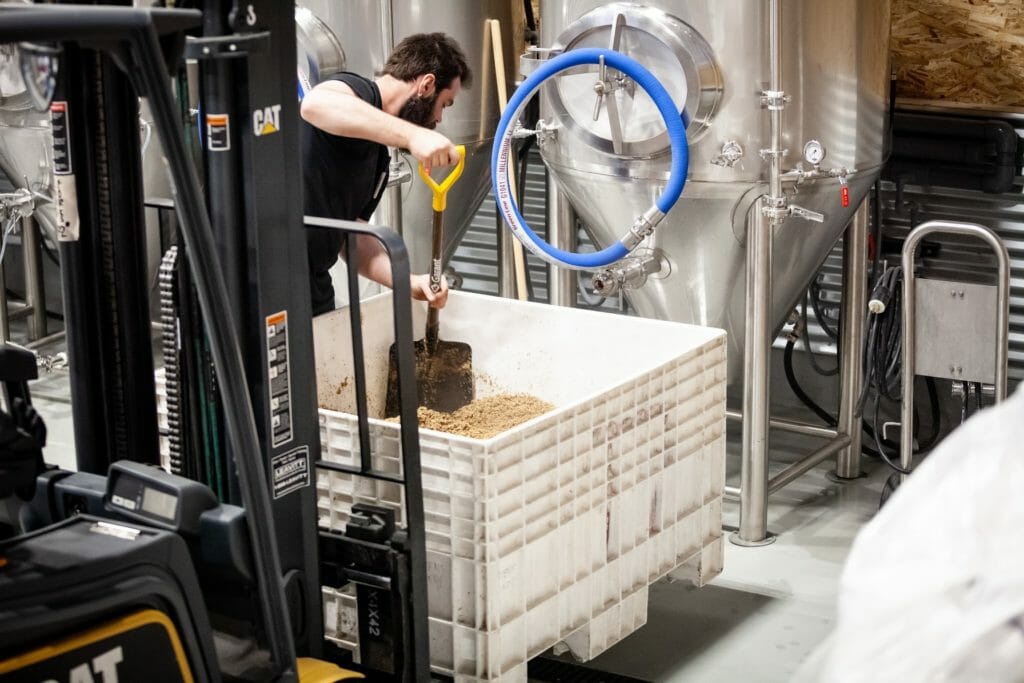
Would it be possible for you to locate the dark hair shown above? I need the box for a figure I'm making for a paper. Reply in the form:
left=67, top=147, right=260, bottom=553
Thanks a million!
left=383, top=33, right=473, bottom=91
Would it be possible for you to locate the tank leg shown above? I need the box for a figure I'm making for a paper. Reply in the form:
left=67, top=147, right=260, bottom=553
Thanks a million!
left=23, top=216, right=47, bottom=342
left=732, top=197, right=776, bottom=547
left=835, top=201, right=869, bottom=479
left=546, top=177, right=577, bottom=307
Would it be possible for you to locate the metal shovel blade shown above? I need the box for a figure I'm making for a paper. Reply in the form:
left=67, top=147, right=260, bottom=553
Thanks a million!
left=385, top=338, right=474, bottom=417
left=384, top=146, right=473, bottom=418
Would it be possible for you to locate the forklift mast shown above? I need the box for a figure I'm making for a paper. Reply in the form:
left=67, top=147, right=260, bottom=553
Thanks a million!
left=3, top=1, right=433, bottom=678
left=186, top=0, right=324, bottom=657
left=50, top=0, right=323, bottom=662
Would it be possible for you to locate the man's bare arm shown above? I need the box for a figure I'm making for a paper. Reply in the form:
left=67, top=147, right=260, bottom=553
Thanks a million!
left=300, top=80, right=458, bottom=171
left=345, top=230, right=448, bottom=309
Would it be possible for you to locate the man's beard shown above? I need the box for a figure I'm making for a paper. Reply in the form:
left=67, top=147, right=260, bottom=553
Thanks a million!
left=398, top=93, right=438, bottom=129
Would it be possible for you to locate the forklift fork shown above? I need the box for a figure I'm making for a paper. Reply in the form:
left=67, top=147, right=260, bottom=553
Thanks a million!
left=304, top=218, right=431, bottom=682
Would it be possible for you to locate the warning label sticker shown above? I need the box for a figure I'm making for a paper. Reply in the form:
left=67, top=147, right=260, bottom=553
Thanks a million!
left=265, top=310, right=293, bottom=447
left=271, top=446, right=309, bottom=499
left=206, top=113, right=230, bottom=151
left=50, top=101, right=72, bottom=174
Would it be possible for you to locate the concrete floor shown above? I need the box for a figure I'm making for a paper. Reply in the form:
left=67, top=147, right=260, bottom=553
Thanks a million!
left=21, top=327, right=891, bottom=683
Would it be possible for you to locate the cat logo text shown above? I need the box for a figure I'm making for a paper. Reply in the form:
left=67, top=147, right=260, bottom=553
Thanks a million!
left=253, top=104, right=282, bottom=136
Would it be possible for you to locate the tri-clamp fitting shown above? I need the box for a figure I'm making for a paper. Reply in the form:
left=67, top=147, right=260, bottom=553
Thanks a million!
left=512, top=119, right=559, bottom=149
left=0, top=188, right=35, bottom=221
left=590, top=249, right=668, bottom=298
left=386, top=155, right=412, bottom=188
left=783, top=163, right=854, bottom=186
left=711, top=140, right=745, bottom=168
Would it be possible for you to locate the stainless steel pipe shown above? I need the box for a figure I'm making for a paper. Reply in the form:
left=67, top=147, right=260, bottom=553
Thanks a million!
left=725, top=434, right=852, bottom=500
left=726, top=409, right=839, bottom=440
left=769, top=434, right=851, bottom=493
left=25, top=329, right=66, bottom=350
left=835, top=202, right=868, bottom=478
left=0, top=263, right=8, bottom=343
left=733, top=0, right=784, bottom=546
left=381, top=153, right=406, bottom=239
left=23, top=216, right=47, bottom=341
left=767, top=0, right=783, bottom=205
left=498, top=213, right=518, bottom=298
left=734, top=196, right=774, bottom=546
left=546, top=177, right=576, bottom=307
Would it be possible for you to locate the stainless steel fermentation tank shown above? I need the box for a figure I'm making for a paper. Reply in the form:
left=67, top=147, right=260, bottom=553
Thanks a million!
left=0, top=46, right=57, bottom=242
left=538, top=0, right=890, bottom=383
left=297, top=0, right=516, bottom=273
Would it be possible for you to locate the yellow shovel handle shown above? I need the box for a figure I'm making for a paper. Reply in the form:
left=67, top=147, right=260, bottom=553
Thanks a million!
left=418, top=145, right=466, bottom=212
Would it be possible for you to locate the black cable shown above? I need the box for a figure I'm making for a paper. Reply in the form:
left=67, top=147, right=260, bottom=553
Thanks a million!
left=809, top=277, right=839, bottom=340
left=784, top=338, right=838, bottom=427
left=801, top=292, right=838, bottom=376
left=871, top=179, right=883, bottom=284
left=782, top=333, right=886, bottom=459
left=860, top=378, right=942, bottom=453
left=879, top=471, right=901, bottom=507
left=784, top=266, right=944, bottom=468
left=872, top=394, right=912, bottom=474
left=858, top=265, right=904, bottom=412
left=40, top=236, right=61, bottom=267
left=919, top=376, right=942, bottom=451
left=856, top=263, right=943, bottom=477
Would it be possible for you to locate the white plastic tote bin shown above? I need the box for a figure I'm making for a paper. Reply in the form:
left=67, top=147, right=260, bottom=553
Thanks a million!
left=314, top=291, right=727, bottom=682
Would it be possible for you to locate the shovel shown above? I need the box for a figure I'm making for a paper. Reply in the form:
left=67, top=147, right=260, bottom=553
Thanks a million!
left=385, top=146, right=473, bottom=417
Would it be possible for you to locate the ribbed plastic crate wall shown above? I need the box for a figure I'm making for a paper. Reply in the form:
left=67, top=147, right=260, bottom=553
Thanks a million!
left=314, top=292, right=727, bottom=682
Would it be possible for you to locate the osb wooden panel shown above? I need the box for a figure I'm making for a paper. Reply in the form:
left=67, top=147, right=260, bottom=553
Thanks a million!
left=508, top=0, right=539, bottom=64
left=892, top=0, right=1024, bottom=108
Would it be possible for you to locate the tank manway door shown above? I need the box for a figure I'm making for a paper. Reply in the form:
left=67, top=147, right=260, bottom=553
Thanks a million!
left=548, top=2, right=723, bottom=157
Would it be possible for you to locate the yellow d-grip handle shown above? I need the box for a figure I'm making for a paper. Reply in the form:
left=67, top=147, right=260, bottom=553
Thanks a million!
left=418, top=145, right=465, bottom=212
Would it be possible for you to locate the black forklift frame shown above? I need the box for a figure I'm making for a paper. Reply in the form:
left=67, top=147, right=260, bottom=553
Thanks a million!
left=306, top=217, right=431, bottom=680
left=183, top=0, right=324, bottom=659
left=1, top=6, right=285, bottom=680
left=0, top=5, right=431, bottom=680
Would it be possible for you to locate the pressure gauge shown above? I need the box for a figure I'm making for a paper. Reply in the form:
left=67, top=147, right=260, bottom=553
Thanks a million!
left=803, top=140, right=826, bottom=165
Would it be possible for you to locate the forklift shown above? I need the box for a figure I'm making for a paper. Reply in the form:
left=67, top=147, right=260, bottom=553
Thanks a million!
left=0, top=2, right=432, bottom=680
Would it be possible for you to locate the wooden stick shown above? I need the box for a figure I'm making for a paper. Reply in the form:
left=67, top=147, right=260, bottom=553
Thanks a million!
left=488, top=18, right=530, bottom=302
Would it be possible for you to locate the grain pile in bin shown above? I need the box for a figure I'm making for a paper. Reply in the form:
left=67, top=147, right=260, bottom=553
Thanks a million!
left=388, top=394, right=554, bottom=439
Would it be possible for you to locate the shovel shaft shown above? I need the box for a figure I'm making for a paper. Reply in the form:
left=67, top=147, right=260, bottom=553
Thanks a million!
left=420, top=146, right=464, bottom=356
left=425, top=308, right=439, bottom=353
left=429, top=209, right=444, bottom=295
left=425, top=209, right=442, bottom=353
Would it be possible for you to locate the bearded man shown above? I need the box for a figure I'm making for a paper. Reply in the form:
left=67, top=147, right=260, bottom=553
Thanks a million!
left=299, top=33, right=472, bottom=315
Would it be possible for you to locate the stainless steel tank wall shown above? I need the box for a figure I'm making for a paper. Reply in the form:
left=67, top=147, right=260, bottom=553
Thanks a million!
left=539, top=0, right=891, bottom=382
left=298, top=1, right=517, bottom=273
left=0, top=46, right=58, bottom=242
left=541, top=0, right=890, bottom=181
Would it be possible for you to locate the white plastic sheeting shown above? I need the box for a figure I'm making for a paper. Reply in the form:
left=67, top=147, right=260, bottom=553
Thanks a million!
left=817, top=385, right=1024, bottom=682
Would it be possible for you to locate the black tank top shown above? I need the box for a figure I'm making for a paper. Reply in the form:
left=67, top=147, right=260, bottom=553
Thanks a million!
left=302, top=72, right=390, bottom=315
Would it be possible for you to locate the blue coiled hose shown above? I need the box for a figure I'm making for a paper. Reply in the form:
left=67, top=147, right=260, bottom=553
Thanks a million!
left=491, top=47, right=689, bottom=270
